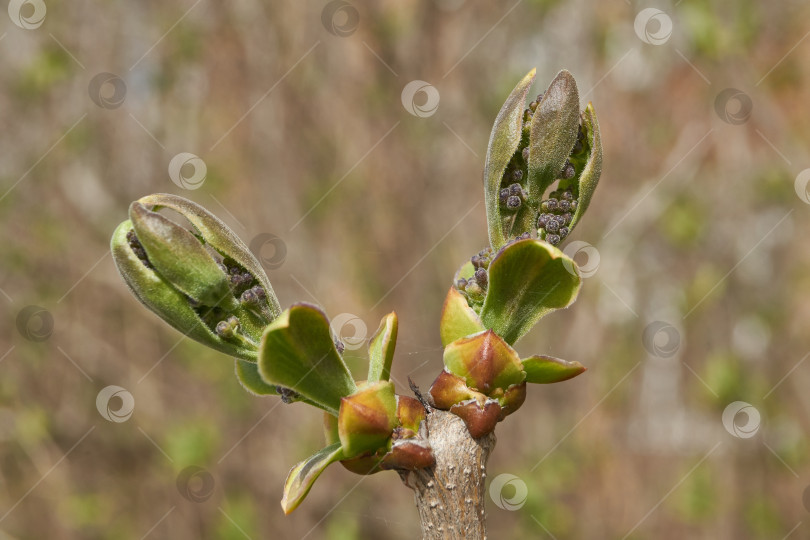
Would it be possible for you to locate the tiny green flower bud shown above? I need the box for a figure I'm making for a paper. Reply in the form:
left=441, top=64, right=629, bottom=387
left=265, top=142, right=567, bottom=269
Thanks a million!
left=464, top=279, right=485, bottom=302
left=215, top=316, right=238, bottom=338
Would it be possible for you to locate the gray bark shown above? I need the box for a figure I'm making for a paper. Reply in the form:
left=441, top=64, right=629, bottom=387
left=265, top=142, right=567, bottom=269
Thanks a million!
left=399, top=409, right=496, bottom=540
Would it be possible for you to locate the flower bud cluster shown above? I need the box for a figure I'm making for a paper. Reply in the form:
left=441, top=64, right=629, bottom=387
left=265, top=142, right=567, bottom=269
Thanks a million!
left=536, top=188, right=577, bottom=245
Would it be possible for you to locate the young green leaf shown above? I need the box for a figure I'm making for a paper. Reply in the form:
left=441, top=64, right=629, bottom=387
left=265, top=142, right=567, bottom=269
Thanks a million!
left=281, top=442, right=344, bottom=514
left=521, top=355, right=587, bottom=383
left=512, top=70, right=581, bottom=235
left=367, top=312, right=398, bottom=383
left=439, top=287, right=486, bottom=346
left=234, top=359, right=278, bottom=395
left=479, top=238, right=581, bottom=344
left=484, top=69, right=536, bottom=249
left=139, top=193, right=281, bottom=319
left=129, top=202, right=238, bottom=310
left=567, top=103, right=602, bottom=231
left=258, top=303, right=357, bottom=415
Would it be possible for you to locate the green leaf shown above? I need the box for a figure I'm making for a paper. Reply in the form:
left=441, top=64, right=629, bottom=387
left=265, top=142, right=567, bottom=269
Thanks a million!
left=281, top=442, right=344, bottom=514
left=443, top=330, right=525, bottom=395
left=234, top=360, right=278, bottom=395
left=439, top=287, right=485, bottom=346
left=258, top=304, right=356, bottom=415
left=367, top=312, right=398, bottom=383
left=139, top=193, right=281, bottom=319
left=129, top=202, right=237, bottom=310
left=512, top=70, right=581, bottom=235
left=484, top=69, right=536, bottom=249
left=479, top=239, right=581, bottom=344
left=338, top=381, right=397, bottom=458
left=521, top=355, right=587, bottom=383
left=568, top=103, right=602, bottom=231
left=111, top=220, right=258, bottom=361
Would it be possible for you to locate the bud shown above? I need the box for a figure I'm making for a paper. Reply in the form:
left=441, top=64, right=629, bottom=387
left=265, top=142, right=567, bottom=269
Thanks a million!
left=112, top=221, right=256, bottom=361
left=338, top=381, right=398, bottom=458
left=379, top=438, right=435, bottom=470
left=449, top=399, right=501, bottom=439
left=498, top=382, right=526, bottom=419
left=111, top=194, right=281, bottom=361
left=442, top=330, right=525, bottom=395
left=396, top=395, right=427, bottom=434
left=427, top=330, right=532, bottom=438
left=429, top=369, right=482, bottom=410
left=483, top=69, right=602, bottom=248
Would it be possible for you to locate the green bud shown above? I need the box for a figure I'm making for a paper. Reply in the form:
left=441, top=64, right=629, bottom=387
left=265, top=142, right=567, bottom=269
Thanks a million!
left=396, top=395, right=427, bottom=434
left=138, top=193, right=281, bottom=319
left=111, top=220, right=258, bottom=361
left=483, top=70, right=602, bottom=246
left=429, top=369, right=485, bottom=410
left=111, top=194, right=281, bottom=362
left=338, top=381, right=398, bottom=458
left=442, top=330, right=525, bottom=395
left=497, top=382, right=527, bottom=419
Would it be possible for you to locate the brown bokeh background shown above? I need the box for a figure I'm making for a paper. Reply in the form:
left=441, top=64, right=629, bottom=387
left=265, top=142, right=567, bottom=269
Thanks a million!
left=2, top=1, right=809, bottom=538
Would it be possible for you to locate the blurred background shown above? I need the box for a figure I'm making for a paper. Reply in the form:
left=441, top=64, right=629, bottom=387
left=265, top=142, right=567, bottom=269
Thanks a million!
left=1, top=0, right=809, bottom=538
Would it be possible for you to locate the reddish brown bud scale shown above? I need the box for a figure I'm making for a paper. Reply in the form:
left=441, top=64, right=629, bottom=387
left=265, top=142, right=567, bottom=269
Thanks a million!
left=380, top=439, right=435, bottom=471
left=449, top=399, right=502, bottom=439
left=429, top=370, right=481, bottom=410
